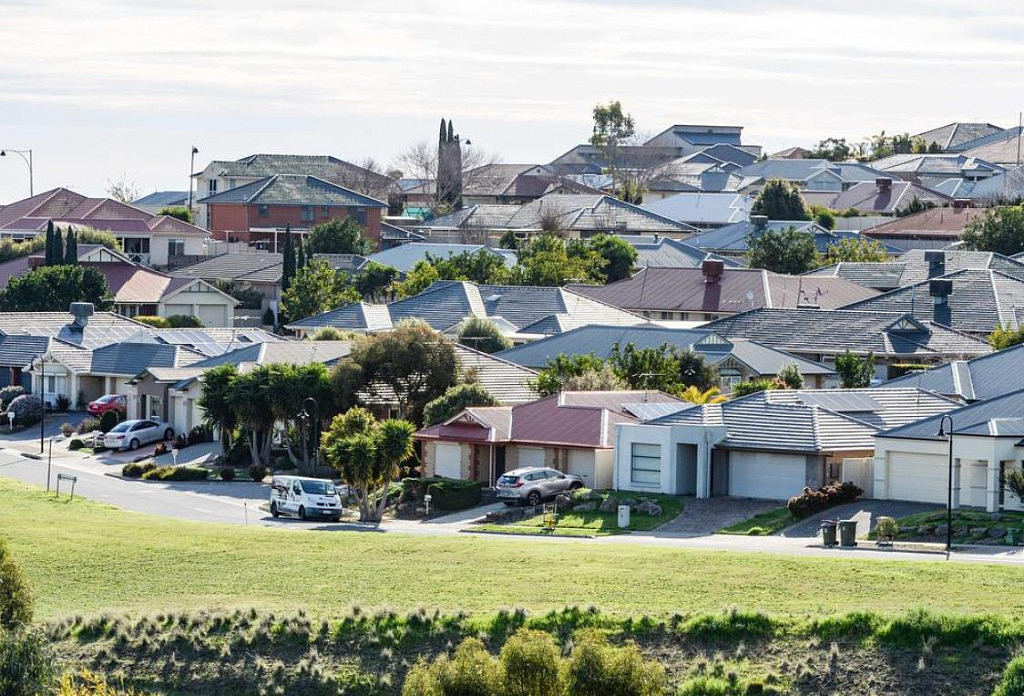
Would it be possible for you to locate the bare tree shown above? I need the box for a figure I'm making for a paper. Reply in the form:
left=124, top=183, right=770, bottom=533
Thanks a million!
left=393, top=141, right=500, bottom=216
left=329, top=157, right=398, bottom=204
left=107, top=174, right=144, bottom=204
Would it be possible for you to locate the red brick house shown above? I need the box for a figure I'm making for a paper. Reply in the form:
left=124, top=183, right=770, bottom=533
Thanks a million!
left=198, top=174, right=387, bottom=249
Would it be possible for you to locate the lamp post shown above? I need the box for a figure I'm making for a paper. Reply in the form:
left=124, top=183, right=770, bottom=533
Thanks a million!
left=187, top=146, right=199, bottom=216
left=37, top=355, right=45, bottom=454
left=0, top=148, right=33, bottom=196
left=937, top=414, right=955, bottom=555
left=298, top=397, right=319, bottom=471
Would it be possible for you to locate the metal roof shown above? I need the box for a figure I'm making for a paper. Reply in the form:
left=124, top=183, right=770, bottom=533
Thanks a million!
left=877, top=343, right=1024, bottom=402
left=367, top=243, right=516, bottom=273
left=879, top=388, right=1024, bottom=440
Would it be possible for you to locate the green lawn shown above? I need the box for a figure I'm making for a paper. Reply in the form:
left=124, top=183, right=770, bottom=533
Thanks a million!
left=5, top=478, right=1024, bottom=620
left=514, top=491, right=684, bottom=532
left=716, top=507, right=797, bottom=536
left=470, top=524, right=611, bottom=538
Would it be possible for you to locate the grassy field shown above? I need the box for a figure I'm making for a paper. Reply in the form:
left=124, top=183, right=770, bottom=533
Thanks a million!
left=717, top=506, right=797, bottom=536
left=513, top=491, right=685, bottom=532
left=5, top=477, right=1024, bottom=621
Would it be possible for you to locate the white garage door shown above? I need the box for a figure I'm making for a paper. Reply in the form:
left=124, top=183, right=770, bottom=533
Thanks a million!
left=518, top=447, right=545, bottom=469
left=567, top=449, right=594, bottom=488
left=886, top=452, right=948, bottom=503
left=728, top=451, right=806, bottom=500
left=435, top=443, right=462, bottom=479
left=198, top=304, right=227, bottom=327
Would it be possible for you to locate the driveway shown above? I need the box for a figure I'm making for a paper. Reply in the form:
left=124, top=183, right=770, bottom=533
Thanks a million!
left=780, top=500, right=941, bottom=539
left=656, top=497, right=782, bottom=537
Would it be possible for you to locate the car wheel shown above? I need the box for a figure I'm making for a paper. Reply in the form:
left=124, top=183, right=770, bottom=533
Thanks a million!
left=298, top=506, right=307, bottom=521
left=270, top=502, right=279, bottom=518
left=569, top=481, right=583, bottom=490
left=330, top=515, right=341, bottom=523
left=527, top=491, right=541, bottom=506
left=164, top=428, right=174, bottom=441
left=129, top=438, right=140, bottom=451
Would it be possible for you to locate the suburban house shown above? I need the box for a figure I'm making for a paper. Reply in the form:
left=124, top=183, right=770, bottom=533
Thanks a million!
left=770, top=146, right=811, bottom=160
left=197, top=174, right=387, bottom=249
left=618, top=236, right=740, bottom=270
left=614, top=388, right=957, bottom=500
left=285, top=280, right=646, bottom=339
left=960, top=127, right=1024, bottom=166
left=415, top=390, right=685, bottom=488
left=193, top=154, right=397, bottom=230
left=641, top=193, right=754, bottom=228
left=366, top=242, right=516, bottom=275
left=132, top=191, right=189, bottom=215
left=914, top=122, right=1006, bottom=153
left=702, top=307, right=992, bottom=378
left=932, top=166, right=1024, bottom=203
left=807, top=249, right=1024, bottom=291
left=402, top=164, right=605, bottom=208
left=567, top=261, right=878, bottom=323
left=847, top=207, right=991, bottom=252
left=869, top=154, right=1003, bottom=190
left=171, top=252, right=283, bottom=316
left=875, top=343, right=1024, bottom=403
left=417, top=193, right=698, bottom=245
left=800, top=178, right=951, bottom=217
left=0, top=188, right=208, bottom=267
left=686, top=217, right=901, bottom=259
left=872, top=389, right=1024, bottom=513
left=839, top=268, right=1024, bottom=337
left=730, top=159, right=891, bottom=195
left=492, top=323, right=837, bottom=391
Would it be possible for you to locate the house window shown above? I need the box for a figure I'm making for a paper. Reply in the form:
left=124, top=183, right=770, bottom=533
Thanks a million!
left=207, top=180, right=218, bottom=195
left=703, top=313, right=716, bottom=321
left=719, top=369, right=743, bottom=391
left=148, top=395, right=163, bottom=421
left=168, top=239, right=185, bottom=257
left=301, top=206, right=315, bottom=222
left=122, top=238, right=150, bottom=254
left=630, top=443, right=661, bottom=486
left=660, top=311, right=673, bottom=320
left=321, top=206, right=330, bottom=218
left=258, top=205, right=269, bottom=218
left=351, top=208, right=367, bottom=225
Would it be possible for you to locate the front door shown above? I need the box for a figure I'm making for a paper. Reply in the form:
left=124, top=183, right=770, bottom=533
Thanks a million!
left=495, top=446, right=506, bottom=478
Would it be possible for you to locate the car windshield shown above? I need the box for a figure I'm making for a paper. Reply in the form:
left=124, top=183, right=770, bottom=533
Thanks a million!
left=97, top=395, right=116, bottom=403
left=300, top=480, right=336, bottom=495
left=497, top=475, right=519, bottom=485
left=109, top=422, right=132, bottom=433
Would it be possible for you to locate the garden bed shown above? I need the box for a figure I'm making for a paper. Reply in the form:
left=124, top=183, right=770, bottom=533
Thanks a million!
left=869, top=508, right=1024, bottom=546
left=716, top=507, right=797, bottom=536
left=477, top=489, right=683, bottom=534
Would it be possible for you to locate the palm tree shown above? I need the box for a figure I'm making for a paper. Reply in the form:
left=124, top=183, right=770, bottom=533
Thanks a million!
left=677, top=385, right=728, bottom=405
left=198, top=364, right=239, bottom=452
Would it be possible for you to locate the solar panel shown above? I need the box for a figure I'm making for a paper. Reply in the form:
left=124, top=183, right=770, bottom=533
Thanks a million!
left=797, top=393, right=883, bottom=412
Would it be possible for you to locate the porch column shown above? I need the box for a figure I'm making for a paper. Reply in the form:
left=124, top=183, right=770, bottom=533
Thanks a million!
left=951, top=458, right=962, bottom=509
left=69, top=374, right=80, bottom=409
left=695, top=442, right=710, bottom=500
left=987, top=459, right=1001, bottom=513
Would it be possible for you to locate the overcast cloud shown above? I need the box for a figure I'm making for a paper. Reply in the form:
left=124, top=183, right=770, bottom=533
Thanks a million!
left=1, top=0, right=1023, bottom=201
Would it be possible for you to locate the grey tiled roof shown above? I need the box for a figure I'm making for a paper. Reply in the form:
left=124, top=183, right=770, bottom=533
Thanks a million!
left=689, top=221, right=897, bottom=255
left=879, top=388, right=1024, bottom=440
left=452, top=345, right=537, bottom=404
left=702, top=308, right=991, bottom=358
left=368, top=243, right=516, bottom=273
left=914, top=123, right=1005, bottom=151
left=801, top=181, right=951, bottom=215
left=807, top=249, right=1024, bottom=289
left=205, top=154, right=394, bottom=190
left=640, top=193, right=753, bottom=226
left=197, top=174, right=386, bottom=208
left=87, top=342, right=204, bottom=376
left=736, top=159, right=888, bottom=183
left=806, top=262, right=908, bottom=290
left=0, top=334, right=51, bottom=367
left=876, top=343, right=1024, bottom=402
left=839, top=268, right=1024, bottom=334
left=617, top=236, right=741, bottom=269
left=172, top=253, right=283, bottom=283
left=189, top=341, right=353, bottom=370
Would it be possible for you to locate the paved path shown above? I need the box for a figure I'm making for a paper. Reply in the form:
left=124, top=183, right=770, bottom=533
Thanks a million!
left=656, top=496, right=780, bottom=536
left=780, top=500, right=939, bottom=539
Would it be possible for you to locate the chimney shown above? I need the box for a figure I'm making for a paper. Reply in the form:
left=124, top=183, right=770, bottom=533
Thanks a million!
left=876, top=177, right=893, bottom=193
left=924, top=250, right=945, bottom=278
left=701, top=259, right=724, bottom=284
left=952, top=198, right=972, bottom=209
left=69, top=302, right=94, bottom=329
left=749, top=215, right=768, bottom=231
left=929, top=278, right=953, bottom=306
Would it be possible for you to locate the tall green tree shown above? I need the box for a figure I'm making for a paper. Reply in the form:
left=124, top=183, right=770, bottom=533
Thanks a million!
left=63, top=228, right=78, bottom=265
left=44, top=221, right=56, bottom=266
left=456, top=317, right=511, bottom=354
left=354, top=261, right=398, bottom=300
left=279, top=258, right=360, bottom=323
left=51, top=229, right=64, bottom=266
left=423, top=382, right=499, bottom=426
left=674, top=349, right=719, bottom=391
left=589, top=100, right=635, bottom=148
left=321, top=408, right=416, bottom=522
left=393, top=261, right=440, bottom=298
left=530, top=353, right=608, bottom=397
left=821, top=236, right=890, bottom=264
left=198, top=364, right=239, bottom=452
left=746, top=227, right=818, bottom=274
left=587, top=234, right=637, bottom=282
left=807, top=137, right=853, bottom=162
left=835, top=350, right=876, bottom=388
left=751, top=179, right=810, bottom=221
left=512, top=234, right=605, bottom=286
left=305, top=218, right=372, bottom=255
left=609, top=342, right=680, bottom=392
left=266, top=363, right=332, bottom=473
left=988, top=324, right=1024, bottom=351
left=225, top=365, right=279, bottom=467
left=961, top=206, right=1024, bottom=256
left=295, top=235, right=306, bottom=270
left=281, top=224, right=295, bottom=293
left=0, top=265, right=111, bottom=311
left=157, top=206, right=192, bottom=223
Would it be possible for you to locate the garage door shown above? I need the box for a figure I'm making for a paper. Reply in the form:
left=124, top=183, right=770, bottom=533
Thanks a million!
left=198, top=304, right=227, bottom=327
left=886, top=452, right=948, bottom=503
left=567, top=450, right=594, bottom=488
left=518, top=447, right=545, bottom=469
left=163, top=304, right=191, bottom=318
left=435, top=443, right=462, bottom=479
left=728, top=451, right=806, bottom=500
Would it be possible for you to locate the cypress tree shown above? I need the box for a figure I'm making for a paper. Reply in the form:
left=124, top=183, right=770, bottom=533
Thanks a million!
left=281, top=225, right=295, bottom=292
left=439, top=118, right=447, bottom=143
left=296, top=236, right=306, bottom=270
left=65, top=228, right=78, bottom=265
left=44, top=221, right=55, bottom=265
left=53, top=229, right=64, bottom=266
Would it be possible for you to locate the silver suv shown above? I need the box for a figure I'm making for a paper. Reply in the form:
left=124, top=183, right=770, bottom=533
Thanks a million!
left=495, top=467, right=584, bottom=506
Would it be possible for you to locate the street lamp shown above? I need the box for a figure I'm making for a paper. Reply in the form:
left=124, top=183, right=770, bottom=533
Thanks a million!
left=0, top=149, right=33, bottom=196
left=298, top=397, right=319, bottom=470
left=187, top=146, right=199, bottom=216
left=936, top=414, right=955, bottom=555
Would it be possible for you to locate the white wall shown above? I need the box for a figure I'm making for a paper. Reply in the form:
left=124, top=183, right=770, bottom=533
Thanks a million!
left=614, top=422, right=726, bottom=497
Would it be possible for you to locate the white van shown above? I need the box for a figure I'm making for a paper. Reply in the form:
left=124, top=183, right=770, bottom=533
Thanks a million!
left=269, top=476, right=344, bottom=522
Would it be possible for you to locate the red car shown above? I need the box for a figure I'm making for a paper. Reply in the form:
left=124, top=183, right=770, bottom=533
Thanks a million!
left=87, top=394, right=127, bottom=416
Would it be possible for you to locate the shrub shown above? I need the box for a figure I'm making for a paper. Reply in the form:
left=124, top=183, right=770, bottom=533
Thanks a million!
left=787, top=481, right=863, bottom=519
left=187, top=426, right=211, bottom=446
left=564, top=629, right=666, bottom=696
left=249, top=464, right=268, bottom=482
left=7, top=394, right=42, bottom=428
left=55, top=394, right=71, bottom=412
left=500, top=629, right=561, bottom=696
left=57, top=669, right=145, bottom=695
left=141, top=465, right=210, bottom=481
left=173, top=434, right=188, bottom=450
left=133, top=315, right=171, bottom=328
left=60, top=422, right=76, bottom=437
left=121, top=462, right=157, bottom=479
left=425, top=478, right=482, bottom=511
left=220, top=467, right=236, bottom=482
left=875, top=516, right=899, bottom=540
left=226, top=441, right=251, bottom=468
left=0, top=628, right=53, bottom=696
left=166, top=314, right=203, bottom=328
left=993, top=656, right=1024, bottom=696
left=0, top=538, right=33, bottom=628
left=68, top=439, right=85, bottom=451
left=262, top=308, right=276, bottom=326
left=0, top=385, right=25, bottom=410
left=77, top=418, right=100, bottom=434
left=98, top=410, right=120, bottom=434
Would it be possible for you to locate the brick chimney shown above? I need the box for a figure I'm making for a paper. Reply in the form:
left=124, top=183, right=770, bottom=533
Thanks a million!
left=924, top=251, right=945, bottom=279
left=701, top=259, right=724, bottom=284
left=749, top=215, right=768, bottom=231
left=876, top=177, right=893, bottom=193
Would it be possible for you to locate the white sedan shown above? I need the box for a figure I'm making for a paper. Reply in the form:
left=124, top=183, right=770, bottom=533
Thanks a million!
left=103, top=419, right=175, bottom=451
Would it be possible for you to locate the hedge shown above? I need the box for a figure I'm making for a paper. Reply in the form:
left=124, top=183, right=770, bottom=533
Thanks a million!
left=141, top=465, right=211, bottom=481
left=787, top=481, right=863, bottom=519
left=425, top=477, right=482, bottom=511
left=122, top=462, right=158, bottom=479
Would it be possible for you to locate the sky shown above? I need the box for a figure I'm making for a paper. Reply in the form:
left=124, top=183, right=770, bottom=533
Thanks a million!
left=2, top=0, right=1024, bottom=203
